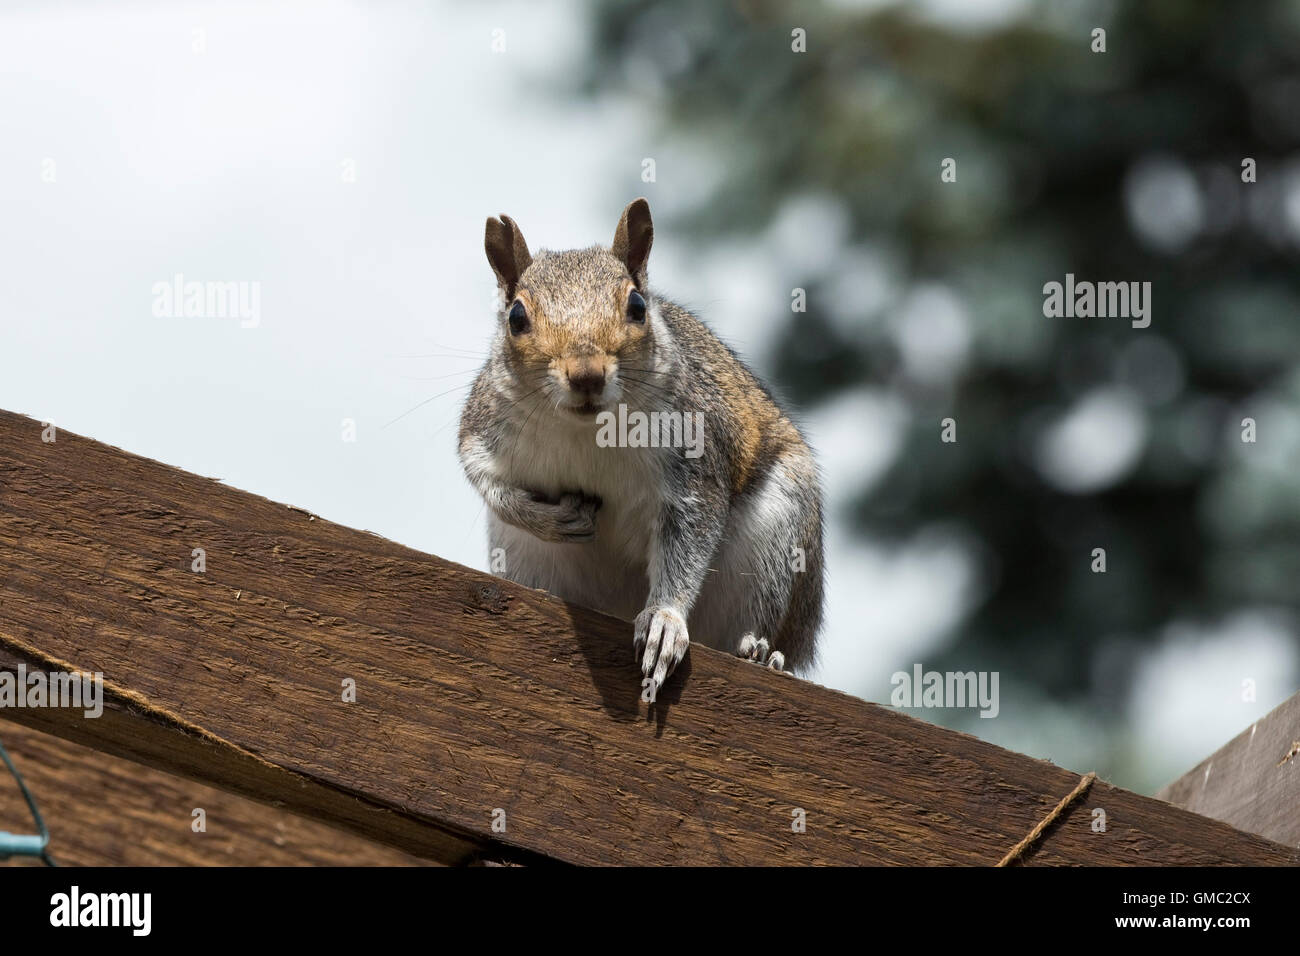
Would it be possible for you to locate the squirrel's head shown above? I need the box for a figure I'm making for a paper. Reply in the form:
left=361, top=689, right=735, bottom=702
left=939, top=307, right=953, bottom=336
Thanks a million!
left=484, top=198, right=663, bottom=420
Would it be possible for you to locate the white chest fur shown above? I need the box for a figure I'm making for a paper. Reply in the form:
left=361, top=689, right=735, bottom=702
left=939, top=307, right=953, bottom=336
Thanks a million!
left=485, top=410, right=666, bottom=619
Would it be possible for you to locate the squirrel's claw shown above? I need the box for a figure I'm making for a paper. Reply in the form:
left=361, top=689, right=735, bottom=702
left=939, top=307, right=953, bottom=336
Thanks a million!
left=635, top=606, right=690, bottom=691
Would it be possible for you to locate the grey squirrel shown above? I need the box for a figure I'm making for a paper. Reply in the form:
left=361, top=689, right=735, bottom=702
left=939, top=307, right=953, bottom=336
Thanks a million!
left=459, top=198, right=824, bottom=691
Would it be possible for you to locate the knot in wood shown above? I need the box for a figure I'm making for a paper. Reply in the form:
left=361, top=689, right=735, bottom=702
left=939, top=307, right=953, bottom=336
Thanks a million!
left=466, top=582, right=509, bottom=615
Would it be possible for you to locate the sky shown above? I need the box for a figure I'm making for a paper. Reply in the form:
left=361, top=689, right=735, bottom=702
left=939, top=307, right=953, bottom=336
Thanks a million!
left=2, top=0, right=1292, bottom=795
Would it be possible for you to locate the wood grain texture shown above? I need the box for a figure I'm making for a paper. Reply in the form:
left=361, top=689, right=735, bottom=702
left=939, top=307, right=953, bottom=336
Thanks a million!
left=0, top=408, right=1294, bottom=866
left=1157, top=692, right=1300, bottom=848
left=0, top=720, right=431, bottom=866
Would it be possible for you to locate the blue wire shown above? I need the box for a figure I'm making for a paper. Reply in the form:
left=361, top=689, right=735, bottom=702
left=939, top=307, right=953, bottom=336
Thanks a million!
left=0, top=736, right=57, bottom=866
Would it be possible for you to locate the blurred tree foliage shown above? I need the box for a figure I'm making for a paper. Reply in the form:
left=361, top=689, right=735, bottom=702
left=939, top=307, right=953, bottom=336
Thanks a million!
left=577, top=1, right=1300, bottom=711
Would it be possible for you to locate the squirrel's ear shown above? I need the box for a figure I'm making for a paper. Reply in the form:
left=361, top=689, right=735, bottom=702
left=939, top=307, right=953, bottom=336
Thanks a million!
left=484, top=213, right=532, bottom=300
left=612, top=198, right=653, bottom=289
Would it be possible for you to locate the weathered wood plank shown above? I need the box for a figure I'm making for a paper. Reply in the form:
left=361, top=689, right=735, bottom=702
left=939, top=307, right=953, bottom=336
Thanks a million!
left=0, top=720, right=432, bottom=866
left=0, top=408, right=1294, bottom=865
left=1156, top=692, right=1300, bottom=848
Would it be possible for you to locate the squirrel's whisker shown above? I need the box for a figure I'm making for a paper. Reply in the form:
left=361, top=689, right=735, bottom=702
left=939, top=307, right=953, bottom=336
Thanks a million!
left=391, top=343, right=489, bottom=359
left=381, top=382, right=476, bottom=430
left=399, top=369, right=482, bottom=382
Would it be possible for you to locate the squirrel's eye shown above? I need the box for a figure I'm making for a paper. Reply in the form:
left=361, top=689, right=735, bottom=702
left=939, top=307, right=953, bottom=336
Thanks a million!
left=507, top=300, right=530, bottom=336
left=626, top=290, right=647, bottom=324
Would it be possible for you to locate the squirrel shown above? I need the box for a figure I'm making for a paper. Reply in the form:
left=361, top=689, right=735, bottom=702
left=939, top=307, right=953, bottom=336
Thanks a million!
left=459, top=198, right=824, bottom=691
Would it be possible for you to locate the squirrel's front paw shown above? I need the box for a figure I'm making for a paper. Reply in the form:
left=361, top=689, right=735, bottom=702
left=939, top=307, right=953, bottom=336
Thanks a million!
left=634, top=606, right=689, bottom=691
left=523, top=491, right=600, bottom=543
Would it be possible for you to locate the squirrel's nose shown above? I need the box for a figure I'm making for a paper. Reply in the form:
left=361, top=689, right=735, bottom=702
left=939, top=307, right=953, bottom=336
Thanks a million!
left=567, top=369, right=606, bottom=397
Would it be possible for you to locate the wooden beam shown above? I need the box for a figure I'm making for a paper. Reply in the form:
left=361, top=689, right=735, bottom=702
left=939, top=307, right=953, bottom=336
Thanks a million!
left=0, top=720, right=431, bottom=866
left=0, top=409, right=1294, bottom=866
left=1157, top=691, right=1300, bottom=848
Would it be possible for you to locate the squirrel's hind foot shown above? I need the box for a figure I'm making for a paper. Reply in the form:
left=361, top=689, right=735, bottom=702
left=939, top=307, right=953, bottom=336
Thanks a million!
left=738, top=633, right=786, bottom=673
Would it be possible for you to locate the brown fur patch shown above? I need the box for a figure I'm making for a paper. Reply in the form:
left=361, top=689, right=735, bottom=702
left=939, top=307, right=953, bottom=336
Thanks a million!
left=502, top=253, right=651, bottom=391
